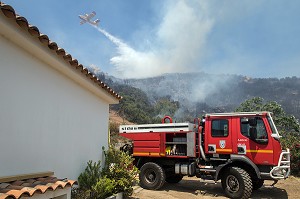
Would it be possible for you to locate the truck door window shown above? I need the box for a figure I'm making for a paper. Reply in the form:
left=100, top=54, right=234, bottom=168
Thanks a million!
left=212, top=119, right=229, bottom=137
left=240, top=117, right=268, bottom=144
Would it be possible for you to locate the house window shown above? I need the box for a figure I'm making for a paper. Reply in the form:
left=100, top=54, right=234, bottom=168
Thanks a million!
left=212, top=119, right=229, bottom=137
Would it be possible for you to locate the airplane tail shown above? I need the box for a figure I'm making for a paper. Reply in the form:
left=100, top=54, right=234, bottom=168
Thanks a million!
left=79, top=20, right=86, bottom=25
left=94, top=19, right=100, bottom=26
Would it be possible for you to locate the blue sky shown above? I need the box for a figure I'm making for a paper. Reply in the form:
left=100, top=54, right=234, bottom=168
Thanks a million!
left=4, top=0, right=300, bottom=78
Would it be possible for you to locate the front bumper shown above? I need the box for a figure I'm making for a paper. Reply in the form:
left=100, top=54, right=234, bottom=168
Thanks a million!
left=269, top=149, right=290, bottom=180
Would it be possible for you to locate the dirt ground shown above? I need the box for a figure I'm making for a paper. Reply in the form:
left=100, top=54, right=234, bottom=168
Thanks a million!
left=131, top=176, right=300, bottom=199
left=109, top=110, right=133, bottom=125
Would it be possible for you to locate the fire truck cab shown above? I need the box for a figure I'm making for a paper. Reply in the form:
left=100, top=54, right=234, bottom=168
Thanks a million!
left=119, top=112, right=290, bottom=199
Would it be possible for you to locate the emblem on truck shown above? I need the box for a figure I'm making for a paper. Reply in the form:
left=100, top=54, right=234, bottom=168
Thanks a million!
left=219, top=140, right=226, bottom=149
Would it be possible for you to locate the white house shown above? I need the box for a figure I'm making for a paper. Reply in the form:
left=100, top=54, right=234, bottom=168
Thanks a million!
left=0, top=2, right=121, bottom=182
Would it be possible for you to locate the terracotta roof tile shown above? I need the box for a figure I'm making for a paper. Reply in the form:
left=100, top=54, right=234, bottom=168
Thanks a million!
left=0, top=1, right=122, bottom=100
left=27, top=25, right=40, bottom=37
left=70, top=59, right=79, bottom=67
left=56, top=48, right=66, bottom=56
left=0, top=4, right=15, bottom=18
left=0, top=193, right=11, bottom=199
left=9, top=182, right=23, bottom=186
left=15, top=16, right=28, bottom=29
left=0, top=184, right=9, bottom=189
left=0, top=177, right=77, bottom=199
left=38, top=34, right=50, bottom=45
left=91, top=75, right=98, bottom=82
left=33, top=185, right=51, bottom=193
left=48, top=41, right=58, bottom=50
left=82, top=68, right=89, bottom=75
left=77, top=64, right=84, bottom=70
left=63, top=54, right=72, bottom=62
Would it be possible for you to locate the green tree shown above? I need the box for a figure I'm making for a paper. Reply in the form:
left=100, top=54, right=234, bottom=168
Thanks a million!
left=78, top=160, right=102, bottom=191
left=111, top=84, right=155, bottom=124
left=154, top=97, right=179, bottom=117
left=236, top=97, right=300, bottom=132
left=236, top=97, right=300, bottom=175
left=102, top=146, right=139, bottom=197
left=74, top=160, right=102, bottom=199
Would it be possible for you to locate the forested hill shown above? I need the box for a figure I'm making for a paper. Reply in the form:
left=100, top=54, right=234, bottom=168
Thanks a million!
left=92, top=70, right=300, bottom=123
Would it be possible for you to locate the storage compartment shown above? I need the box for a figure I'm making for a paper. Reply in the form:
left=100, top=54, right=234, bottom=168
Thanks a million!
left=165, top=144, right=186, bottom=156
left=165, top=132, right=195, bottom=157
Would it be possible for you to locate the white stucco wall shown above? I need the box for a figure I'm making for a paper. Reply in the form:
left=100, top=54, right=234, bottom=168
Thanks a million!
left=0, top=29, right=111, bottom=180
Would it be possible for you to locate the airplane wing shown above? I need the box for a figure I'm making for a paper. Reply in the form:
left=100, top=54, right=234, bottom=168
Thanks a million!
left=86, top=11, right=96, bottom=20
left=80, top=20, right=86, bottom=25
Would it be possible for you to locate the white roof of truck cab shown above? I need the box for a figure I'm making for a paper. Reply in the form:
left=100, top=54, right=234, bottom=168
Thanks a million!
left=206, top=112, right=271, bottom=117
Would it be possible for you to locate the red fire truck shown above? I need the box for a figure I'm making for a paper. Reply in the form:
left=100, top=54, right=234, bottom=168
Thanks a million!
left=119, top=112, right=290, bottom=199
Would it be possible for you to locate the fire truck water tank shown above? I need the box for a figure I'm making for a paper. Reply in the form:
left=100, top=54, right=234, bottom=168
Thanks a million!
left=175, top=163, right=195, bottom=176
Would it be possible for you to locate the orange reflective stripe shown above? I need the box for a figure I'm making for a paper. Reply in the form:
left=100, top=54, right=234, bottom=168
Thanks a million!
left=133, top=152, right=161, bottom=156
left=216, top=149, right=233, bottom=152
left=246, top=150, right=273, bottom=153
left=215, top=149, right=273, bottom=153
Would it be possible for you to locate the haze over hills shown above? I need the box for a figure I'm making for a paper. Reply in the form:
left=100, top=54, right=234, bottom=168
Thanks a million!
left=89, top=67, right=300, bottom=122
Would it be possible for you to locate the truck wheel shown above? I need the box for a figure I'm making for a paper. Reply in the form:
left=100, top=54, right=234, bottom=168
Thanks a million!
left=165, top=174, right=183, bottom=183
left=221, top=167, right=253, bottom=199
left=252, top=179, right=264, bottom=190
left=139, top=162, right=166, bottom=190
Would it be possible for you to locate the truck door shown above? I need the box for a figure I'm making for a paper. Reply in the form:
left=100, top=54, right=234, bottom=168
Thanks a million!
left=236, top=116, right=274, bottom=165
left=205, top=116, right=233, bottom=155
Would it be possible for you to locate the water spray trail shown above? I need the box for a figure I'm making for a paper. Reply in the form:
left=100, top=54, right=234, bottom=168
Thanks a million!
left=90, top=24, right=171, bottom=78
left=93, top=26, right=128, bottom=49
left=91, top=25, right=146, bottom=77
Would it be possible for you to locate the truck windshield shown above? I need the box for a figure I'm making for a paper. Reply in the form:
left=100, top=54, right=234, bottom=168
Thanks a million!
left=267, top=113, right=280, bottom=136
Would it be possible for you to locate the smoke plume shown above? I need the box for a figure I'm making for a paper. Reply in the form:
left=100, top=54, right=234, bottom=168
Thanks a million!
left=93, top=1, right=214, bottom=79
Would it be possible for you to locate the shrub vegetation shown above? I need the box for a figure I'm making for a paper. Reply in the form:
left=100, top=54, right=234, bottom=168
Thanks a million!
left=72, top=147, right=139, bottom=199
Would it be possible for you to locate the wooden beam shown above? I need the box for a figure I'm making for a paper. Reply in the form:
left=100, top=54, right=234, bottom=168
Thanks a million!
left=0, top=171, right=54, bottom=183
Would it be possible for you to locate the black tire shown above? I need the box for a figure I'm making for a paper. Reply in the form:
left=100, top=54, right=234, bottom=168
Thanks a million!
left=165, top=174, right=183, bottom=183
left=252, top=179, right=264, bottom=190
left=139, top=162, right=166, bottom=190
left=221, top=167, right=253, bottom=199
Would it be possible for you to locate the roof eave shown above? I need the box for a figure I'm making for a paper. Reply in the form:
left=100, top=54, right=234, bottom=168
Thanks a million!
left=0, top=2, right=121, bottom=103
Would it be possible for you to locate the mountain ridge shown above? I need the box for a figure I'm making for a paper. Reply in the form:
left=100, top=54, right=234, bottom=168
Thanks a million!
left=89, top=67, right=300, bottom=122
left=115, top=72, right=300, bottom=120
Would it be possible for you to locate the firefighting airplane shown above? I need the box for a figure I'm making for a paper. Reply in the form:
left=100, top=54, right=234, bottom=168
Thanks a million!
left=79, top=11, right=100, bottom=26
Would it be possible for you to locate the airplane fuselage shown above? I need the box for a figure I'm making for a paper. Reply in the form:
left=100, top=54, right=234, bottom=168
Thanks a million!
left=79, top=12, right=100, bottom=26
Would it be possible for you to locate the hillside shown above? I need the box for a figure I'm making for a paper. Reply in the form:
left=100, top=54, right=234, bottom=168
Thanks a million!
left=109, top=110, right=133, bottom=125
left=118, top=73, right=300, bottom=121
left=87, top=66, right=300, bottom=123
